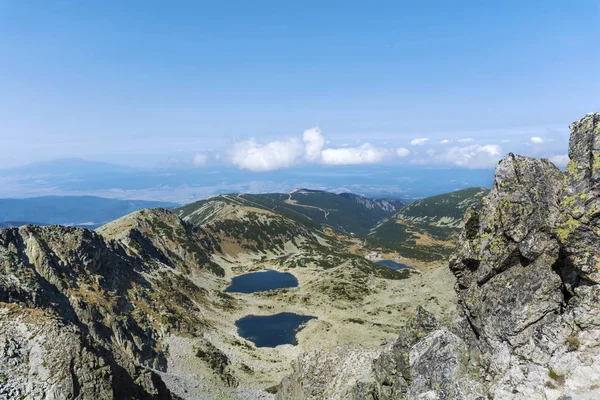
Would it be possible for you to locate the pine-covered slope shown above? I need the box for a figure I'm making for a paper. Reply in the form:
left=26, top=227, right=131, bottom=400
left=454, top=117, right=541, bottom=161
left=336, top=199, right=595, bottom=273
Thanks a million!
left=176, top=190, right=403, bottom=239
left=367, top=187, right=488, bottom=262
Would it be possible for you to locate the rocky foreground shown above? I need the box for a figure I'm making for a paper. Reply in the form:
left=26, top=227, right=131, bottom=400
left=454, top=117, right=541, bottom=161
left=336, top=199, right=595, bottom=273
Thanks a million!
left=277, top=113, right=600, bottom=399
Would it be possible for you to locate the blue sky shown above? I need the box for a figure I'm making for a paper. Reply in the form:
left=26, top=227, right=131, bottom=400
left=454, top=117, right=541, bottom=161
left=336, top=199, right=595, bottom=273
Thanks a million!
left=0, top=1, right=599, bottom=172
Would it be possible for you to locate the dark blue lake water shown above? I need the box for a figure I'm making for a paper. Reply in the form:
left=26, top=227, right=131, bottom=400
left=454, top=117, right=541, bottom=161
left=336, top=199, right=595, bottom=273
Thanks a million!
left=236, top=313, right=316, bottom=348
left=224, top=270, right=298, bottom=293
left=376, top=260, right=414, bottom=270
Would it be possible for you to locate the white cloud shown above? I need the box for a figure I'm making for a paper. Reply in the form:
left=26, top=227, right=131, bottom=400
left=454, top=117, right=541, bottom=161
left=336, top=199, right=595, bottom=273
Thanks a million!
left=530, top=136, right=544, bottom=144
left=457, top=138, right=474, bottom=143
left=549, top=154, right=569, bottom=167
left=440, top=139, right=450, bottom=144
left=229, top=137, right=305, bottom=172
left=436, top=144, right=503, bottom=168
left=396, top=147, right=410, bottom=157
left=193, top=153, right=208, bottom=167
left=321, top=143, right=391, bottom=165
left=410, top=137, right=429, bottom=146
left=228, top=127, right=398, bottom=170
left=303, top=127, right=325, bottom=162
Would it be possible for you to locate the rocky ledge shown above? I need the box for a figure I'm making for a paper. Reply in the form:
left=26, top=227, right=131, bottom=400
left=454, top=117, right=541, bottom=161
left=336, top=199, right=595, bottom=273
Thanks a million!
left=278, top=113, right=600, bottom=400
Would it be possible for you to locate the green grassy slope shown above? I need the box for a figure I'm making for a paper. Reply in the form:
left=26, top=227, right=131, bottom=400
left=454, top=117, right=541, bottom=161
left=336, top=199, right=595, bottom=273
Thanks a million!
left=176, top=190, right=403, bottom=237
left=367, top=187, right=489, bottom=262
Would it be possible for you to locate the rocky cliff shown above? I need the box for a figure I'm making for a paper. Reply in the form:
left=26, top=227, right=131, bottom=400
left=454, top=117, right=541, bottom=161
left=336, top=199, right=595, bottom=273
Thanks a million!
left=0, top=208, right=232, bottom=399
left=278, top=113, right=600, bottom=399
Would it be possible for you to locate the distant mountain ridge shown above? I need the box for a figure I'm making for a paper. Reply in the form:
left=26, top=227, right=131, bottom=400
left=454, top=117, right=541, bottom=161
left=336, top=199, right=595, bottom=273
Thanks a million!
left=176, top=190, right=405, bottom=237
left=368, top=187, right=489, bottom=262
left=0, top=196, right=177, bottom=226
left=0, top=221, right=49, bottom=229
left=0, top=157, right=495, bottom=204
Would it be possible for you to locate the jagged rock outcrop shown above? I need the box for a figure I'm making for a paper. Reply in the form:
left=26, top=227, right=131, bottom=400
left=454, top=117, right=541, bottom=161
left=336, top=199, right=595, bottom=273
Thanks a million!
left=338, top=193, right=403, bottom=214
left=0, top=208, right=228, bottom=399
left=448, top=113, right=600, bottom=399
left=278, top=112, right=600, bottom=399
left=276, top=344, right=382, bottom=400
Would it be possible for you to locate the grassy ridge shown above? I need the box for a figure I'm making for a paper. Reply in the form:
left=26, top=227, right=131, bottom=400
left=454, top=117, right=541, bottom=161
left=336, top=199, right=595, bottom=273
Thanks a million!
left=367, top=188, right=489, bottom=262
left=176, top=191, right=403, bottom=237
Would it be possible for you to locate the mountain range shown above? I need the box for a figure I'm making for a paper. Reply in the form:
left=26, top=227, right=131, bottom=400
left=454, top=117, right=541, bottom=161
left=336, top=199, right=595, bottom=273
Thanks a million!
left=0, top=196, right=176, bottom=227
left=1, top=112, right=598, bottom=399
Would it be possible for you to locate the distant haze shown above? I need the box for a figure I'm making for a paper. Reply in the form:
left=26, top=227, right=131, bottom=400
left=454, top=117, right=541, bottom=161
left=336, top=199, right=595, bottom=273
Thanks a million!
left=0, top=158, right=495, bottom=203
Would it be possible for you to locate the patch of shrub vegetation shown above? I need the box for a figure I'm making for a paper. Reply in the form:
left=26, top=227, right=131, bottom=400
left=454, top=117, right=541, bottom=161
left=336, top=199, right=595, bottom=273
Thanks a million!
left=355, top=260, right=411, bottom=280
left=195, top=340, right=238, bottom=387
left=345, top=318, right=366, bottom=324
left=265, top=385, right=279, bottom=394
left=216, top=291, right=237, bottom=311
left=547, top=368, right=565, bottom=386
left=203, top=261, right=225, bottom=277
left=239, top=363, right=253, bottom=374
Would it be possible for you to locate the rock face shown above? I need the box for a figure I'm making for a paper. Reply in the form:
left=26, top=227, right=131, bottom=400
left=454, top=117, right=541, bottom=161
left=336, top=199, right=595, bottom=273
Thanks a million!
left=0, top=209, right=226, bottom=399
left=338, top=193, right=403, bottom=214
left=449, top=113, right=600, bottom=399
left=277, top=344, right=381, bottom=400
left=278, top=112, right=600, bottom=399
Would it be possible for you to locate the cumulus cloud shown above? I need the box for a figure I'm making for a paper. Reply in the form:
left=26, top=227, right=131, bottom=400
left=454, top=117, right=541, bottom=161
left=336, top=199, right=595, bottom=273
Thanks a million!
left=303, top=127, right=325, bottom=162
left=410, top=138, right=429, bottom=146
left=229, top=138, right=305, bottom=172
left=228, top=127, right=403, bottom=171
left=227, top=126, right=551, bottom=171
left=321, top=143, right=391, bottom=165
left=193, top=153, right=208, bottom=167
left=549, top=154, right=569, bottom=168
left=436, top=144, right=503, bottom=168
left=396, top=147, right=410, bottom=157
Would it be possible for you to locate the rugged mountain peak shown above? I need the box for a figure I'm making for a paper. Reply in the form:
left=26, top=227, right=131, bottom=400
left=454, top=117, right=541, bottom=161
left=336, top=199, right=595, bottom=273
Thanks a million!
left=0, top=224, right=174, bottom=398
left=567, top=112, right=600, bottom=170
left=0, top=208, right=238, bottom=398
left=448, top=113, right=600, bottom=397
left=98, top=207, right=223, bottom=276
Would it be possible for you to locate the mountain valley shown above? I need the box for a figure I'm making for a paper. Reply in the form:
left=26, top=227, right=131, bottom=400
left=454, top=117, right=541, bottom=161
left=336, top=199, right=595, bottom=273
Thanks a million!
left=0, top=189, right=463, bottom=399
left=2, top=113, right=600, bottom=399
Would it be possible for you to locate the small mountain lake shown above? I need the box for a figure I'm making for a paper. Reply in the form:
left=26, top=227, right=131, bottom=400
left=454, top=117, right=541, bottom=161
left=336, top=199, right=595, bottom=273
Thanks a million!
left=376, top=260, right=415, bottom=270
left=224, top=270, right=298, bottom=293
left=235, top=313, right=316, bottom=348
